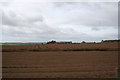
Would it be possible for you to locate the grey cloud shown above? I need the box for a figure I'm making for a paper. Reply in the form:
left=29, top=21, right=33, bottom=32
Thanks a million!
left=2, top=10, right=44, bottom=27
left=27, top=15, right=43, bottom=23
left=53, top=2, right=117, bottom=28
left=53, top=2, right=77, bottom=7
left=92, top=27, right=100, bottom=31
left=1, top=2, right=118, bottom=42
left=0, top=2, right=10, bottom=7
left=2, top=11, right=18, bottom=26
left=2, top=10, right=62, bottom=40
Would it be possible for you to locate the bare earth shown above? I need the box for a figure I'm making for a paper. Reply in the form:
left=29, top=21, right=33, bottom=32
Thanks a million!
left=2, top=51, right=118, bottom=78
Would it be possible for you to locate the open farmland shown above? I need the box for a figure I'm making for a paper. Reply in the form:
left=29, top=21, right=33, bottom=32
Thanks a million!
left=2, top=42, right=119, bottom=78
left=2, top=42, right=118, bottom=52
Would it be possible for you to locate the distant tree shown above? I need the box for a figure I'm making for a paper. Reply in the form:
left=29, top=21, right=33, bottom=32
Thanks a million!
left=101, top=40, right=104, bottom=42
left=47, top=40, right=56, bottom=44
left=81, top=41, right=86, bottom=43
left=101, top=40, right=120, bottom=43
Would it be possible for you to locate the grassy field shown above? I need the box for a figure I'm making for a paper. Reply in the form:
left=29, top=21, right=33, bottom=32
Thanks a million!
left=2, top=42, right=119, bottom=78
left=0, top=44, right=17, bottom=46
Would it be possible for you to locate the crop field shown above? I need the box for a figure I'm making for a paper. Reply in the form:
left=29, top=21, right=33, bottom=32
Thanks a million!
left=2, top=42, right=119, bottom=78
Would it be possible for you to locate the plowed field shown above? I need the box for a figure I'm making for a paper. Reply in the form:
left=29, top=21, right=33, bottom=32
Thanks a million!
left=2, top=42, right=119, bottom=78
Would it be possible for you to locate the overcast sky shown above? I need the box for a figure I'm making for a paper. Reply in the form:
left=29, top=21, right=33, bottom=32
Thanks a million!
left=0, top=1, right=118, bottom=42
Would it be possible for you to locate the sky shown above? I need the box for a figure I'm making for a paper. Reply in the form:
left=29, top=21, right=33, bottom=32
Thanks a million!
left=0, top=1, right=118, bottom=42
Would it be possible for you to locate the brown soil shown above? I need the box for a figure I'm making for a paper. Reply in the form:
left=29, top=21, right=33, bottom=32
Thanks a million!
left=2, top=51, right=118, bottom=78
left=2, top=42, right=119, bottom=78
